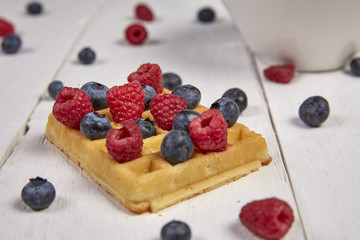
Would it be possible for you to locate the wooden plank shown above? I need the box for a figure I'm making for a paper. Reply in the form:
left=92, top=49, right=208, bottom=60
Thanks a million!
left=0, top=0, right=104, bottom=165
left=0, top=0, right=305, bottom=239
left=257, top=59, right=360, bottom=239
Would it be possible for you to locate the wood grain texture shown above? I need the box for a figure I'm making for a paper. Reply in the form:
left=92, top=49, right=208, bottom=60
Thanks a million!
left=5, top=0, right=360, bottom=239
left=256, top=59, right=360, bottom=239
left=0, top=0, right=104, bottom=165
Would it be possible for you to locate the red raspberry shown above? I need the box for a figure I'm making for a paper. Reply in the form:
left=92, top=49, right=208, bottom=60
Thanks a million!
left=264, top=64, right=295, bottom=84
left=189, top=109, right=227, bottom=152
left=149, top=93, right=187, bottom=131
left=106, top=120, right=143, bottom=163
left=125, top=23, right=148, bottom=45
left=239, top=198, right=294, bottom=240
left=52, top=87, right=94, bottom=129
left=106, top=80, right=145, bottom=123
left=0, top=18, right=14, bottom=37
left=135, top=4, right=154, bottom=21
left=128, top=63, right=163, bottom=94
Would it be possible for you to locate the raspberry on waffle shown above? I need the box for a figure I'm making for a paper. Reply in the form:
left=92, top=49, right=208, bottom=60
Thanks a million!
left=45, top=90, right=272, bottom=213
left=128, top=63, right=163, bottom=93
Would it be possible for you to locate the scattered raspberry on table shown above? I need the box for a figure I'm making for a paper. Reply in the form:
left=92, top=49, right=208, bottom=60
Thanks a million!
left=0, top=18, right=14, bottom=37
left=264, top=64, right=295, bottom=84
left=135, top=3, right=154, bottom=21
left=239, top=197, right=294, bottom=240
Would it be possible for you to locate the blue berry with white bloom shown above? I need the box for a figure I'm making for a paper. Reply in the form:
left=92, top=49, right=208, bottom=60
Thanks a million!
left=136, top=118, right=156, bottom=139
left=1, top=34, right=21, bottom=54
left=299, top=96, right=330, bottom=127
left=162, top=72, right=182, bottom=90
left=27, top=2, right=43, bottom=15
left=80, top=112, right=111, bottom=140
left=21, top=177, right=56, bottom=211
left=78, top=47, right=96, bottom=64
left=48, top=80, right=63, bottom=100
left=141, top=84, right=156, bottom=110
left=210, top=97, right=240, bottom=128
left=222, top=88, right=247, bottom=114
left=161, top=130, right=194, bottom=165
left=81, top=81, right=108, bottom=110
left=172, top=109, right=200, bottom=133
left=161, top=220, right=191, bottom=240
left=172, top=84, right=201, bottom=109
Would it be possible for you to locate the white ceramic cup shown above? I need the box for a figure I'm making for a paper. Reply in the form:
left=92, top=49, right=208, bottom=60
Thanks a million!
left=223, top=0, right=360, bottom=72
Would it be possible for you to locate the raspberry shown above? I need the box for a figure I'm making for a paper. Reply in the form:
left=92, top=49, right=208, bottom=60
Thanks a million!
left=149, top=93, right=187, bottom=131
left=188, top=109, right=227, bottom=152
left=0, top=18, right=14, bottom=37
left=135, top=4, right=154, bottom=21
left=106, top=80, right=145, bottom=123
left=239, top=198, right=294, bottom=240
left=264, top=64, right=295, bottom=84
left=125, top=23, right=147, bottom=45
left=106, top=120, right=143, bottom=163
left=52, top=87, right=93, bottom=129
left=128, top=63, right=163, bottom=94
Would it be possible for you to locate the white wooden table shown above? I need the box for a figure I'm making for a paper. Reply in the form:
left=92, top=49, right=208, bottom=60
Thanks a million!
left=0, top=0, right=359, bottom=239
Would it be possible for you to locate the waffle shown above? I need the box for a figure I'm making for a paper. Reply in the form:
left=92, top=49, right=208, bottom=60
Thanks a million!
left=45, top=104, right=271, bottom=213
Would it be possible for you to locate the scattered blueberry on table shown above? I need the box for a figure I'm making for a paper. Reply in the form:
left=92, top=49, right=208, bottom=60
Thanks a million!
left=299, top=96, right=330, bottom=127
left=26, top=2, right=43, bottom=15
left=349, top=58, right=360, bottom=76
left=1, top=34, right=21, bottom=54
left=161, top=220, right=192, bottom=240
left=78, top=47, right=96, bottom=64
left=197, top=7, right=216, bottom=23
left=21, top=177, right=56, bottom=211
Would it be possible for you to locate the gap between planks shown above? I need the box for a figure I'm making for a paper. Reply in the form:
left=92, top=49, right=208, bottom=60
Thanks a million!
left=247, top=48, right=309, bottom=240
left=0, top=0, right=109, bottom=169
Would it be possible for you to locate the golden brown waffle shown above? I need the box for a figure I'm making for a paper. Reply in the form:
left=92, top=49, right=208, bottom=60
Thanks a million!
left=45, top=104, right=271, bottom=213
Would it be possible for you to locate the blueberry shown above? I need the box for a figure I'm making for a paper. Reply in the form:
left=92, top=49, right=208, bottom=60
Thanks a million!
left=78, top=47, right=96, bottom=64
left=48, top=80, right=64, bottom=100
left=21, top=177, right=56, bottom=211
left=161, top=130, right=194, bottom=165
left=80, top=112, right=112, bottom=139
left=27, top=2, right=42, bottom=15
left=172, top=84, right=201, bottom=109
left=161, top=220, right=191, bottom=240
left=210, top=97, right=240, bottom=128
left=135, top=118, right=156, bottom=139
left=162, top=73, right=182, bottom=90
left=222, top=88, right=248, bottom=114
left=198, top=7, right=215, bottom=23
left=349, top=58, right=360, bottom=76
left=299, top=96, right=330, bottom=127
left=172, top=109, right=200, bottom=133
left=141, top=84, right=156, bottom=110
left=81, top=81, right=109, bottom=110
left=1, top=34, right=21, bottom=54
